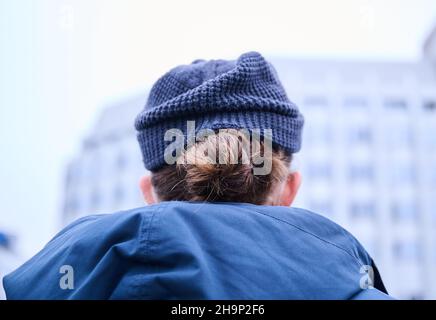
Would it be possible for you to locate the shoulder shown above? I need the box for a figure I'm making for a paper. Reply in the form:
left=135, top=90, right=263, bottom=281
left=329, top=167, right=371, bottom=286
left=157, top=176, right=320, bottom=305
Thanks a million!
left=51, top=204, right=163, bottom=247
left=3, top=205, right=165, bottom=299
left=248, top=205, right=373, bottom=267
left=60, top=201, right=372, bottom=268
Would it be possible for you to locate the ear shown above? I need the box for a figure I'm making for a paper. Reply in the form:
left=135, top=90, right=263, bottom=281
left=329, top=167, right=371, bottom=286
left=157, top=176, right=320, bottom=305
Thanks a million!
left=139, top=175, right=157, bottom=204
left=279, top=171, right=301, bottom=207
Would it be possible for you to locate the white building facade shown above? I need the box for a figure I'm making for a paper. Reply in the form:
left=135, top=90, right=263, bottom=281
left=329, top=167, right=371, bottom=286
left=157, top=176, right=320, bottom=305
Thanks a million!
left=63, top=29, right=436, bottom=299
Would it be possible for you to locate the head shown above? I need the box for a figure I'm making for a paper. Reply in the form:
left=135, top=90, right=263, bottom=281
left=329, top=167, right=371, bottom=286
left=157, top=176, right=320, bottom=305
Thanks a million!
left=139, top=129, right=301, bottom=206
left=135, top=51, right=304, bottom=207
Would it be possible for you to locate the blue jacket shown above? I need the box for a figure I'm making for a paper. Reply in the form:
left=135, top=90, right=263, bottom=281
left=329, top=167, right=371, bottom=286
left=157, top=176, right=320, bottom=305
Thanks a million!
left=3, top=201, right=392, bottom=299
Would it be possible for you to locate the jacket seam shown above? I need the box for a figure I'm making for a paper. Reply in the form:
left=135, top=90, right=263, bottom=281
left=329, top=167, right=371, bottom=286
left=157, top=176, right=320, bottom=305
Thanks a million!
left=250, top=208, right=365, bottom=268
left=139, top=202, right=168, bottom=256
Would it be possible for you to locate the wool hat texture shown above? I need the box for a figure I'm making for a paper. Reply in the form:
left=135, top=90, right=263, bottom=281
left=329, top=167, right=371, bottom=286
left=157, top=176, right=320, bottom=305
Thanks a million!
left=135, top=51, right=304, bottom=171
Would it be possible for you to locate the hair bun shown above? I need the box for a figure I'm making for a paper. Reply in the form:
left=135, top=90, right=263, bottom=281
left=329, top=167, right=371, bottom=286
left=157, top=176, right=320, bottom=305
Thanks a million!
left=151, top=129, right=291, bottom=204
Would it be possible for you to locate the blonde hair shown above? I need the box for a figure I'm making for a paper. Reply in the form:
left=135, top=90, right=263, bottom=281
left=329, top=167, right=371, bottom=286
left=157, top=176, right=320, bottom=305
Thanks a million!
left=151, top=129, right=291, bottom=204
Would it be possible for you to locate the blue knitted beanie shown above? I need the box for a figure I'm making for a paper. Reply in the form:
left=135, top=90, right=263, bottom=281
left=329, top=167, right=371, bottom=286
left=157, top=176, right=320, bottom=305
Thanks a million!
left=135, top=51, right=304, bottom=171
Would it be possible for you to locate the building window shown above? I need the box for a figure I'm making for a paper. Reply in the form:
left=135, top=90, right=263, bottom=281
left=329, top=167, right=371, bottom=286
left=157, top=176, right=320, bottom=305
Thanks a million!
left=385, top=125, right=413, bottom=148
left=390, top=164, right=416, bottom=186
left=304, top=125, right=333, bottom=145
left=384, top=98, right=407, bottom=110
left=391, top=201, right=418, bottom=221
left=393, top=241, right=421, bottom=261
left=347, top=126, right=372, bottom=146
left=84, top=153, right=101, bottom=181
left=350, top=201, right=375, bottom=218
left=423, top=100, right=436, bottom=111
left=348, top=164, right=374, bottom=182
left=303, top=96, right=329, bottom=108
left=306, top=163, right=332, bottom=180
left=343, top=96, right=368, bottom=108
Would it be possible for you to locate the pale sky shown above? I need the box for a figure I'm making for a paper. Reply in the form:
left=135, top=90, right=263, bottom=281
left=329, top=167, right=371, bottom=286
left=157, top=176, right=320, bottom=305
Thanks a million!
left=1, top=0, right=436, bottom=258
